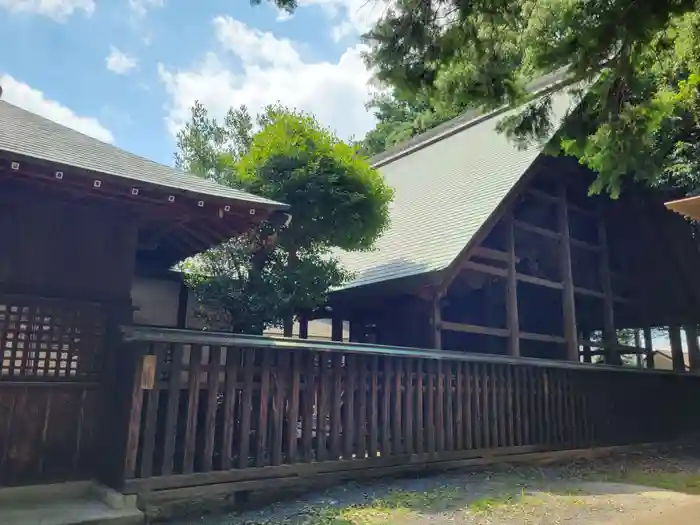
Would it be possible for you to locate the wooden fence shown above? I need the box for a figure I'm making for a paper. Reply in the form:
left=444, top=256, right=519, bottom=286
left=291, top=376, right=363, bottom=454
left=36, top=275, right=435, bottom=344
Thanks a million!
left=117, top=326, right=700, bottom=499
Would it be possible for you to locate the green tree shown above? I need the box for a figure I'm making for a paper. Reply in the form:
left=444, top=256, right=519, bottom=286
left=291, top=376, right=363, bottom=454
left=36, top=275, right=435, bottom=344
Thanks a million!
left=361, top=0, right=700, bottom=197
left=178, top=103, right=393, bottom=334
left=254, top=0, right=700, bottom=196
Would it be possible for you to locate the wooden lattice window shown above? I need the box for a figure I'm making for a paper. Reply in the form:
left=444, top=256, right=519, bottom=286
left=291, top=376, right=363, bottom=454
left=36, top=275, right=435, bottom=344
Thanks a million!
left=0, top=296, right=106, bottom=380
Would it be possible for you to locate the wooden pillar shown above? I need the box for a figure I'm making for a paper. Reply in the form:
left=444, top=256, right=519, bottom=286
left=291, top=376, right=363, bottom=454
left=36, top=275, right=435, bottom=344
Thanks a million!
left=283, top=318, right=294, bottom=338
left=558, top=183, right=578, bottom=361
left=176, top=281, right=189, bottom=329
left=669, top=325, right=685, bottom=371
left=505, top=213, right=520, bottom=357
left=299, top=314, right=309, bottom=339
left=634, top=329, right=643, bottom=368
left=598, top=214, right=620, bottom=364
left=684, top=325, right=700, bottom=372
left=643, top=325, right=655, bottom=369
left=432, top=293, right=442, bottom=350
left=331, top=317, right=343, bottom=342
left=581, top=330, right=592, bottom=363
left=349, top=321, right=365, bottom=343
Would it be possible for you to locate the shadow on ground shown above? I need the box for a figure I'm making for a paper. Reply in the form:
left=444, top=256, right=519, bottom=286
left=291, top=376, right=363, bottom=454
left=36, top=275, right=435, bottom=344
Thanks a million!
left=166, top=440, right=700, bottom=525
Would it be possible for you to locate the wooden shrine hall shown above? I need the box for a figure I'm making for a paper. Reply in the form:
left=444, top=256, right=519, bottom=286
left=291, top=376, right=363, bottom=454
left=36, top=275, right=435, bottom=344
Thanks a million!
left=321, top=80, right=700, bottom=371
left=2, top=77, right=700, bottom=513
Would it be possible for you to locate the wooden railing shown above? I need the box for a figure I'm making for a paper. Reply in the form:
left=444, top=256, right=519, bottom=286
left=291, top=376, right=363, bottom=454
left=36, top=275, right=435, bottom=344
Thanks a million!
left=117, top=326, right=700, bottom=496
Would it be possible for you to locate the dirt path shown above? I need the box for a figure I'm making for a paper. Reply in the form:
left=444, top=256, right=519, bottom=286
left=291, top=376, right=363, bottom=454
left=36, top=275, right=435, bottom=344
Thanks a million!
left=166, top=441, right=700, bottom=525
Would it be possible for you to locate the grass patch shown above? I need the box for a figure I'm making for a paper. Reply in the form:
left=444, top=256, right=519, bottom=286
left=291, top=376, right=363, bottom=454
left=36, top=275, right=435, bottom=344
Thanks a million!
left=607, top=470, right=700, bottom=495
left=262, top=487, right=541, bottom=524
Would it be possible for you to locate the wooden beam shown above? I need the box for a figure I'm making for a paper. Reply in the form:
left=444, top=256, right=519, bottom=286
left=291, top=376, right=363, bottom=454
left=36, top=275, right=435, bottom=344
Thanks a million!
left=669, top=326, right=685, bottom=371
left=440, top=321, right=509, bottom=338
left=558, top=182, right=578, bottom=361
left=462, top=261, right=507, bottom=278
left=526, top=188, right=598, bottom=218
left=598, top=214, right=620, bottom=364
left=505, top=213, right=520, bottom=357
left=685, top=325, right=700, bottom=372
left=472, top=246, right=518, bottom=263
left=520, top=332, right=566, bottom=344
left=517, top=273, right=563, bottom=290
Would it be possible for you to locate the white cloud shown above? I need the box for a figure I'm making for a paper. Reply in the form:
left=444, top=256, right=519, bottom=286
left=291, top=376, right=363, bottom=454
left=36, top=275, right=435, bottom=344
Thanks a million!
left=128, top=0, right=163, bottom=17
left=106, top=46, right=138, bottom=75
left=158, top=16, right=376, bottom=142
left=298, top=0, right=391, bottom=41
left=0, top=73, right=114, bottom=143
left=0, top=0, right=94, bottom=21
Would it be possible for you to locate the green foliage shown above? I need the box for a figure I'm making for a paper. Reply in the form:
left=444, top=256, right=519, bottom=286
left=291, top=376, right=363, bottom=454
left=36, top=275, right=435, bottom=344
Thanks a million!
left=358, top=0, right=700, bottom=195
left=235, top=109, right=393, bottom=251
left=177, top=103, right=392, bottom=333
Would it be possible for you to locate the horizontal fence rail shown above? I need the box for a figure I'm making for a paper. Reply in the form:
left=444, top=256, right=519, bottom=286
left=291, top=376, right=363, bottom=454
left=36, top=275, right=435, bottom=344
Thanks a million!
left=118, top=326, right=700, bottom=494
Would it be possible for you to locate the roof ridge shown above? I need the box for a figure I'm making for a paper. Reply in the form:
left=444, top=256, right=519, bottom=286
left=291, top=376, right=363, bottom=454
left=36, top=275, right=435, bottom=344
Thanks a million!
left=369, top=68, right=572, bottom=168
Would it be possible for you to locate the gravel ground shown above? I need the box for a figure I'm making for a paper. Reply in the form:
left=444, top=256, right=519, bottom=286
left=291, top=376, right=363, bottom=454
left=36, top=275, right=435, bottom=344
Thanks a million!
left=167, top=441, right=700, bottom=525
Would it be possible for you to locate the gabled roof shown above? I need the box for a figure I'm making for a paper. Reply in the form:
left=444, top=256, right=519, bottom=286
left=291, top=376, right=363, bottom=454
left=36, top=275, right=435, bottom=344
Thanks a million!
left=337, top=80, right=580, bottom=291
left=0, top=100, right=287, bottom=209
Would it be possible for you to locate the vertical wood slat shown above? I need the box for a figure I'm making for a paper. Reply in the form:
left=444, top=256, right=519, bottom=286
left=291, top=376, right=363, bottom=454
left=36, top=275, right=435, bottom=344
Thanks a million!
left=473, top=363, right=483, bottom=449
left=238, top=348, right=256, bottom=469
left=302, top=352, right=316, bottom=462
left=506, top=365, right=515, bottom=447
left=490, top=364, right=499, bottom=447
left=255, top=349, right=273, bottom=467
left=426, top=360, right=435, bottom=454
left=220, top=346, right=239, bottom=470
left=330, top=353, right=342, bottom=459
left=455, top=362, right=464, bottom=450
left=287, top=350, right=302, bottom=463
left=464, top=362, right=473, bottom=450
left=403, top=358, right=413, bottom=455
left=481, top=364, right=490, bottom=448
left=445, top=363, right=454, bottom=451
left=183, top=345, right=203, bottom=474
left=313, top=353, right=327, bottom=462
left=368, top=356, right=379, bottom=458
left=436, top=361, right=445, bottom=451
left=202, top=346, right=222, bottom=472
left=379, top=357, right=391, bottom=455
left=415, top=359, right=424, bottom=454
left=392, top=357, right=402, bottom=455
left=123, top=343, right=147, bottom=480
left=161, top=344, right=184, bottom=476
left=356, top=355, right=368, bottom=459
left=343, top=354, right=356, bottom=459
left=271, top=350, right=287, bottom=467
left=139, top=343, right=165, bottom=478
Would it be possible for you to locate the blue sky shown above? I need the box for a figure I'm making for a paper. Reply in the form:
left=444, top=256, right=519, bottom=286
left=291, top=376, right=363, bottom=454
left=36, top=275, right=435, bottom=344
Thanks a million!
left=0, top=0, right=386, bottom=165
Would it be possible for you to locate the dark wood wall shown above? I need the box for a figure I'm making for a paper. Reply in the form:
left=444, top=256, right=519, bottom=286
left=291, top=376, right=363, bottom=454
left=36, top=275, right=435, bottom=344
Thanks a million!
left=0, top=180, right=140, bottom=486
left=0, top=181, right=139, bottom=303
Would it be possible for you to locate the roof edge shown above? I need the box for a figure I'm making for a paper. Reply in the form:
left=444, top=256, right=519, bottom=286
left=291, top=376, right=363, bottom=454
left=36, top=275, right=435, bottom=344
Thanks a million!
left=369, top=68, right=573, bottom=169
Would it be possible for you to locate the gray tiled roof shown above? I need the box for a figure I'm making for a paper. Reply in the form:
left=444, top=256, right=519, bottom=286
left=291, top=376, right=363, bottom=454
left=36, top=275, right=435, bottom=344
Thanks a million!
left=0, top=100, right=287, bottom=209
left=337, top=84, right=580, bottom=290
